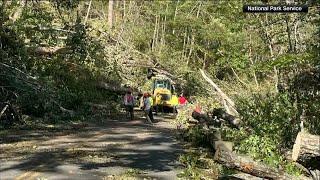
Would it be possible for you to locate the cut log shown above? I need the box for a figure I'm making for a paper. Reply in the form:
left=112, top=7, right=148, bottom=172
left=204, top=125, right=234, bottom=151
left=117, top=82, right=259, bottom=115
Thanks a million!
left=292, top=132, right=320, bottom=169
left=310, top=169, right=320, bottom=180
left=214, top=148, right=299, bottom=179
left=213, top=141, right=233, bottom=152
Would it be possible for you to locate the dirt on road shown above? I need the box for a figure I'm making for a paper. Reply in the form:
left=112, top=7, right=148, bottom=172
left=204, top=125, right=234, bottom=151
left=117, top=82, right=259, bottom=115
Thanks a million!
left=0, top=111, right=184, bottom=180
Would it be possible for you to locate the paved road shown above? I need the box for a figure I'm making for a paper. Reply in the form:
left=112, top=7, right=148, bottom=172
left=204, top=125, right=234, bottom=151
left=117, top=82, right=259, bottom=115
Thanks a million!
left=0, top=112, right=183, bottom=180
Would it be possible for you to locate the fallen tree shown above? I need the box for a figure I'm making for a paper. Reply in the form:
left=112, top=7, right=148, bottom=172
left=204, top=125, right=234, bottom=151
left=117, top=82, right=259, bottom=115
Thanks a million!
left=214, top=148, right=311, bottom=180
left=292, top=132, right=320, bottom=170
left=98, top=82, right=128, bottom=94
left=199, top=69, right=239, bottom=118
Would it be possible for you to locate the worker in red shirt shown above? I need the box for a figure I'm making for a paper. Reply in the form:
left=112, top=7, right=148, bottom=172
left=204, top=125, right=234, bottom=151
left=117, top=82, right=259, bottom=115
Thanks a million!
left=178, top=93, right=188, bottom=106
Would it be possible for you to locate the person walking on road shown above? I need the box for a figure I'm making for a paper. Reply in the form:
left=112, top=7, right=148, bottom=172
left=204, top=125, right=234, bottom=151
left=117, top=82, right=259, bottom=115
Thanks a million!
left=171, top=93, right=179, bottom=114
left=124, top=89, right=135, bottom=120
left=148, top=93, right=155, bottom=122
left=143, top=93, right=153, bottom=124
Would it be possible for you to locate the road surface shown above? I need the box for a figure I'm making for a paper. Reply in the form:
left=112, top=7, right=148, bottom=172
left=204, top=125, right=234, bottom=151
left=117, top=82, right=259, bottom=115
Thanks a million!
left=0, top=111, right=183, bottom=180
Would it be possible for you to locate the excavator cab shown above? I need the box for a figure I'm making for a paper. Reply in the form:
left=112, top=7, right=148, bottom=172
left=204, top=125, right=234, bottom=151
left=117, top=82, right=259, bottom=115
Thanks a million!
left=151, top=75, right=178, bottom=112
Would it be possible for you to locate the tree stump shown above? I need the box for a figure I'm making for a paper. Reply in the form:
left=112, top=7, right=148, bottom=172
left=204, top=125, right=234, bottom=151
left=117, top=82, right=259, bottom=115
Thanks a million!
left=213, top=141, right=233, bottom=152
left=292, top=132, right=320, bottom=169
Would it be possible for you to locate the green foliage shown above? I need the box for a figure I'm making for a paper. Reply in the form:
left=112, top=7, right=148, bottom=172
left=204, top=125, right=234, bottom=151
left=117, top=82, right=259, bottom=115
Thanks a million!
left=238, top=135, right=282, bottom=167
left=66, top=16, right=88, bottom=63
left=184, top=126, right=208, bottom=147
left=237, top=93, right=300, bottom=147
left=219, top=92, right=304, bottom=175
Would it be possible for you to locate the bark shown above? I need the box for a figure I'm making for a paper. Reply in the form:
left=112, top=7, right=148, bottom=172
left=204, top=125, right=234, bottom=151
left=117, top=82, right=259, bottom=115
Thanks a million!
left=108, top=0, right=114, bottom=28
left=292, top=132, right=320, bottom=169
left=214, top=148, right=305, bottom=179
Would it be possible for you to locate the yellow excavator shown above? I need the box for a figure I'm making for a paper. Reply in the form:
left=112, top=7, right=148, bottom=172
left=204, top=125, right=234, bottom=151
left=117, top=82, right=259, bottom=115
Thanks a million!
left=151, top=75, right=178, bottom=112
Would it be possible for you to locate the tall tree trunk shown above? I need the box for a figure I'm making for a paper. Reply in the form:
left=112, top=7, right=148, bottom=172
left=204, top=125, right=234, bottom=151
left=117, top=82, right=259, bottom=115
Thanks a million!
left=161, top=3, right=168, bottom=47
left=152, top=15, right=158, bottom=52
left=187, top=32, right=195, bottom=64
left=108, top=0, right=114, bottom=29
left=202, top=53, right=206, bottom=70
left=183, top=28, right=188, bottom=62
left=155, top=14, right=160, bottom=53
left=249, top=32, right=259, bottom=87
left=172, top=0, right=179, bottom=35
left=84, top=0, right=92, bottom=25
left=294, top=19, right=299, bottom=53
left=285, top=15, right=293, bottom=52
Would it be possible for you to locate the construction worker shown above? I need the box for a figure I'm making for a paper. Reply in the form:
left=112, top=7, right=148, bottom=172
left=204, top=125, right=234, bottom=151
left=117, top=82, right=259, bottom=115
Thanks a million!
left=143, top=93, right=153, bottom=124
left=123, top=89, right=135, bottom=120
left=171, top=93, right=179, bottom=114
left=178, top=93, right=188, bottom=106
left=147, top=93, right=155, bottom=122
